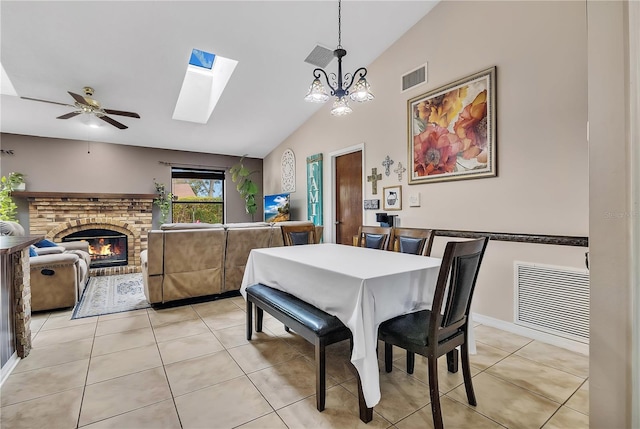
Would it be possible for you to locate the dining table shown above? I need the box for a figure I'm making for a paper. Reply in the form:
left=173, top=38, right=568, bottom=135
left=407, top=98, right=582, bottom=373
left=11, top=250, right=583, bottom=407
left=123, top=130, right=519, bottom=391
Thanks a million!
left=240, top=243, right=473, bottom=419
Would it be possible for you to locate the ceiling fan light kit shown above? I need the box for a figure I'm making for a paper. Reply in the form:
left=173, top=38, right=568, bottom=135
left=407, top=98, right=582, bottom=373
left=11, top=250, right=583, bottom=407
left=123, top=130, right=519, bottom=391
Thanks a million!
left=21, top=86, right=140, bottom=130
left=304, top=0, right=374, bottom=116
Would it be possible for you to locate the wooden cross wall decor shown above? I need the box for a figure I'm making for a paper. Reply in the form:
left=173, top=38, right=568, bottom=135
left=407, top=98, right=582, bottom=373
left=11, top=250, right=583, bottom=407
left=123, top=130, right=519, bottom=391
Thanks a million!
left=394, top=162, right=407, bottom=182
left=367, top=168, right=382, bottom=194
left=382, top=156, right=394, bottom=177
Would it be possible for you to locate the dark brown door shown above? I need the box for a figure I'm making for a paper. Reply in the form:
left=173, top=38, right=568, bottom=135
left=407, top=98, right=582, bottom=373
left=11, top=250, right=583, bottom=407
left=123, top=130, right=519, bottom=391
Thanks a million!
left=335, top=150, right=362, bottom=245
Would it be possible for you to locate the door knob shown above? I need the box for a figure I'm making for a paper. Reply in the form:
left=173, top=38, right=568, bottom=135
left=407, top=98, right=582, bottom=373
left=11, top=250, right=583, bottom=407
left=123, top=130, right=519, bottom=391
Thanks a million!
left=334, top=221, right=341, bottom=225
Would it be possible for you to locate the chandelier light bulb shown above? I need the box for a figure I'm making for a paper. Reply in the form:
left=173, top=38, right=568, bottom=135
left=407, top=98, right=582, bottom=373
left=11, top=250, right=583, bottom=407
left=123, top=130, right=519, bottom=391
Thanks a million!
left=304, top=78, right=330, bottom=103
left=350, top=78, right=374, bottom=103
left=330, top=96, right=353, bottom=116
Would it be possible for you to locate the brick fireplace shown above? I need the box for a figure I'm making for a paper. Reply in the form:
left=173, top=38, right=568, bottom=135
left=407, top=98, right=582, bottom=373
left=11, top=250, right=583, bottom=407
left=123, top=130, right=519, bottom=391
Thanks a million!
left=17, top=192, right=155, bottom=276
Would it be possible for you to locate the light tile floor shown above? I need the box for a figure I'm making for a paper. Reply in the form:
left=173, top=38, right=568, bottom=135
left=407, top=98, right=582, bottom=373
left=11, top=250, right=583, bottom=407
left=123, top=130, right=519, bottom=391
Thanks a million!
left=1, top=297, right=589, bottom=429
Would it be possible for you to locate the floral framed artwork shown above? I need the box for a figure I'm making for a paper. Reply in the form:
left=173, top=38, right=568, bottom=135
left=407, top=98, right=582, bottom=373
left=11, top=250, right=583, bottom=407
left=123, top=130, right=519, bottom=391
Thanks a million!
left=408, top=66, right=496, bottom=184
left=383, top=185, right=402, bottom=210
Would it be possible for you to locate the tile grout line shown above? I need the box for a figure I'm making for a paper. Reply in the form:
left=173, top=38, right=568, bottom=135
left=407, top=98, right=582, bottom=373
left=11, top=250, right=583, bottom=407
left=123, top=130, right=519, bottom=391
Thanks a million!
left=148, top=306, right=185, bottom=429
left=76, top=314, right=99, bottom=429
left=74, top=310, right=172, bottom=428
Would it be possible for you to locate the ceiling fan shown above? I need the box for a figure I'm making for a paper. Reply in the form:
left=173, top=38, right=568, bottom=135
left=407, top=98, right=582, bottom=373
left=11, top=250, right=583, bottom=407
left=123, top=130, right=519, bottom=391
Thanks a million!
left=21, top=86, right=140, bottom=129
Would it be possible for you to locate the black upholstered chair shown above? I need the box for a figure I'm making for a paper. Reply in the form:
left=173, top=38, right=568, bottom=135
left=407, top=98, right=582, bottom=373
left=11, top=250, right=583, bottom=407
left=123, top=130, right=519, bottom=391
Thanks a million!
left=281, top=224, right=316, bottom=246
left=388, top=227, right=435, bottom=256
left=355, top=226, right=392, bottom=250
left=378, top=237, right=489, bottom=429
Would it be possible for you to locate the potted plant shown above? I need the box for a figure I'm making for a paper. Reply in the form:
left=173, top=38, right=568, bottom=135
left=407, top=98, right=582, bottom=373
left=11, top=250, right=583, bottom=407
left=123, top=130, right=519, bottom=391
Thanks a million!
left=0, top=174, right=20, bottom=221
left=7, top=172, right=25, bottom=191
left=229, top=157, right=259, bottom=221
left=153, top=181, right=173, bottom=224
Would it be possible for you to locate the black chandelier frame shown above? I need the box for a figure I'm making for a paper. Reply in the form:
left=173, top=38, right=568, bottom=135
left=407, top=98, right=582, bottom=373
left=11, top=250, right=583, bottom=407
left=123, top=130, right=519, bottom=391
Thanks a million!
left=311, top=48, right=368, bottom=99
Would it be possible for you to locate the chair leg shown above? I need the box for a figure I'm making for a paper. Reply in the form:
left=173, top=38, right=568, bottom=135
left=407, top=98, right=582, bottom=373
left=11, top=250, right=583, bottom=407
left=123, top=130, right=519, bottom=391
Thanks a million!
left=461, top=342, right=477, bottom=406
left=246, top=300, right=253, bottom=340
left=385, top=343, right=393, bottom=372
left=407, top=352, right=415, bottom=374
left=356, top=368, right=373, bottom=423
left=428, top=356, right=444, bottom=429
left=315, top=338, right=326, bottom=411
left=447, top=349, right=459, bottom=373
left=255, top=306, right=264, bottom=333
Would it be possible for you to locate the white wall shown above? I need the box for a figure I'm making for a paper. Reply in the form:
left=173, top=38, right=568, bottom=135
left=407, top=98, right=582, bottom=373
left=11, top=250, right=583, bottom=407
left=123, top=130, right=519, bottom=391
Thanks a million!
left=587, top=1, right=634, bottom=427
left=264, top=1, right=588, bottom=324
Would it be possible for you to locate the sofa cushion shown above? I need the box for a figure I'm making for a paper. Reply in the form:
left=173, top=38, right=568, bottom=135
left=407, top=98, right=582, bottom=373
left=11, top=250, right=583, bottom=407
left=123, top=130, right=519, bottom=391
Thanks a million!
left=224, top=222, right=271, bottom=229
left=224, top=226, right=272, bottom=292
left=33, top=246, right=66, bottom=256
left=271, top=221, right=314, bottom=227
left=161, top=228, right=226, bottom=301
left=0, top=221, right=25, bottom=236
left=160, top=222, right=224, bottom=230
left=34, top=238, right=59, bottom=248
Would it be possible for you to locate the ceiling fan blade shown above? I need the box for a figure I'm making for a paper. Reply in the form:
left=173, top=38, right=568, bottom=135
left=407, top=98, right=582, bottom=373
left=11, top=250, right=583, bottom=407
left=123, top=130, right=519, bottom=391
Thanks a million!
left=68, top=91, right=90, bottom=106
left=21, top=96, right=74, bottom=107
left=103, top=109, right=140, bottom=118
left=99, top=115, right=128, bottom=129
left=57, top=111, right=81, bottom=119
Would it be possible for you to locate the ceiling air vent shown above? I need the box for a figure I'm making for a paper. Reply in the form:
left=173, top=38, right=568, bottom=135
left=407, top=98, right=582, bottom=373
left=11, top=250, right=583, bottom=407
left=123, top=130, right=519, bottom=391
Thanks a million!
left=305, top=45, right=335, bottom=69
left=401, top=63, right=427, bottom=92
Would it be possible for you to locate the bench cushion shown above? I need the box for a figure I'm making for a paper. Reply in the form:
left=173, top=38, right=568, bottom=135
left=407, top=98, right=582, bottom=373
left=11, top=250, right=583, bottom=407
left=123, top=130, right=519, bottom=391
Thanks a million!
left=246, top=284, right=346, bottom=337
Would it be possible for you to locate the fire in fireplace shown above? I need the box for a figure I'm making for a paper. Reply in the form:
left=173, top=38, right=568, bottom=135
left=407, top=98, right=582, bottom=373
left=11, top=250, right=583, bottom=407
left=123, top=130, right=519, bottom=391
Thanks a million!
left=63, top=229, right=128, bottom=268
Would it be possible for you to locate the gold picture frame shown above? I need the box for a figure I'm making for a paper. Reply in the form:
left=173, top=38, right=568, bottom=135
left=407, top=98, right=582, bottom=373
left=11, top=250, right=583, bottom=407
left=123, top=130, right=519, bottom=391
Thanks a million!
left=408, top=66, right=496, bottom=184
left=383, top=185, right=402, bottom=211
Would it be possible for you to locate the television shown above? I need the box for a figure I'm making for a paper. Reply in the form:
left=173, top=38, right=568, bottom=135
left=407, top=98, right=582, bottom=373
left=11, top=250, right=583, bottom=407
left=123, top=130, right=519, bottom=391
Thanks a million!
left=263, top=193, right=290, bottom=222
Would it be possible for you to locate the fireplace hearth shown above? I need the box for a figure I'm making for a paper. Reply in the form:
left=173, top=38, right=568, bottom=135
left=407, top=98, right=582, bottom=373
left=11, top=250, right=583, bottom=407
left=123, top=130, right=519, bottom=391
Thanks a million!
left=63, top=229, right=128, bottom=268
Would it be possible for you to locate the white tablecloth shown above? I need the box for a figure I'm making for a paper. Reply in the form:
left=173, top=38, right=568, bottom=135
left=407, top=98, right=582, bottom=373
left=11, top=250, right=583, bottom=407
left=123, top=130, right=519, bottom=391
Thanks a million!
left=241, top=243, right=446, bottom=407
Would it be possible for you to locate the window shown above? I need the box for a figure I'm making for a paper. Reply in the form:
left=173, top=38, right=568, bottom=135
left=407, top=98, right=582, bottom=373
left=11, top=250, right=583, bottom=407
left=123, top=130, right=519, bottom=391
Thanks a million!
left=171, top=168, right=225, bottom=224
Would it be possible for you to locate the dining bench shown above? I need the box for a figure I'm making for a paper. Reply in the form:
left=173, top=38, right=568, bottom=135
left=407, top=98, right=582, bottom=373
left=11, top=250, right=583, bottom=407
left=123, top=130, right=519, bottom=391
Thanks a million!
left=245, top=283, right=355, bottom=413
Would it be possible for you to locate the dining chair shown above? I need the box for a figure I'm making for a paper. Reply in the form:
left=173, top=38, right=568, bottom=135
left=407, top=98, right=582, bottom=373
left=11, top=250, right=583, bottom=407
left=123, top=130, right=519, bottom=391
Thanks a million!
left=355, top=226, right=392, bottom=250
left=388, top=227, right=435, bottom=256
left=281, top=224, right=317, bottom=246
left=378, top=237, right=489, bottom=429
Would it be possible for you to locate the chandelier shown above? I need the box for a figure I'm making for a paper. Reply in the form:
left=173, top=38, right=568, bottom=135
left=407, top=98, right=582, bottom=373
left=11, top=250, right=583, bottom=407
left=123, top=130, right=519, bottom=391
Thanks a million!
left=304, top=0, right=374, bottom=116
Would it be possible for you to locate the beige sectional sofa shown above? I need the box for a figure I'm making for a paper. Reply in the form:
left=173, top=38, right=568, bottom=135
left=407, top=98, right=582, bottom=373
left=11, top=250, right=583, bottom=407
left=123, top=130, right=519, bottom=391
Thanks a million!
left=141, top=221, right=322, bottom=304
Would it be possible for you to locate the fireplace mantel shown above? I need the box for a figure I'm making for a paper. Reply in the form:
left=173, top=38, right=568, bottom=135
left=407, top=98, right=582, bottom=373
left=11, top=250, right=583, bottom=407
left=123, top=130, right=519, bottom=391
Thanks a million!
left=12, top=192, right=156, bottom=199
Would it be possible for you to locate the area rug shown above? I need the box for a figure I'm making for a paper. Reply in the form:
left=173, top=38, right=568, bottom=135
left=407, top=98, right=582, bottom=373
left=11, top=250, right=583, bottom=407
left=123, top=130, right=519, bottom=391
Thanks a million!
left=72, top=273, right=150, bottom=319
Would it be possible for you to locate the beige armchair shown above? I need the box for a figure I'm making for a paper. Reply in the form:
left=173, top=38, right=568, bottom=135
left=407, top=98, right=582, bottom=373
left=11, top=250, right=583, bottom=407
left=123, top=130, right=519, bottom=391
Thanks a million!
left=0, top=221, right=91, bottom=311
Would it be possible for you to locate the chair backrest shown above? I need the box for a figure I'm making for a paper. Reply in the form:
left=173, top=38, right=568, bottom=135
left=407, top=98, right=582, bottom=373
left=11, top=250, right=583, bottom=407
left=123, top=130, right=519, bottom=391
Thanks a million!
left=388, top=227, right=435, bottom=256
left=355, top=226, right=392, bottom=250
left=281, top=224, right=316, bottom=246
left=429, top=237, right=489, bottom=341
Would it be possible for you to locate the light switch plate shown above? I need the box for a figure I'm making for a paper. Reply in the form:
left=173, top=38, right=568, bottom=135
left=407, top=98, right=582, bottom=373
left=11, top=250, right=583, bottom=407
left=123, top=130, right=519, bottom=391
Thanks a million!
left=409, top=193, right=420, bottom=207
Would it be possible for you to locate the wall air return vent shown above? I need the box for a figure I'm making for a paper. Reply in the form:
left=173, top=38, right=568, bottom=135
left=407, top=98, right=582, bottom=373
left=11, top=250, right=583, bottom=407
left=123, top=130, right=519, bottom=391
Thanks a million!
left=401, top=63, right=427, bottom=92
left=514, top=262, right=590, bottom=344
left=304, top=45, right=335, bottom=69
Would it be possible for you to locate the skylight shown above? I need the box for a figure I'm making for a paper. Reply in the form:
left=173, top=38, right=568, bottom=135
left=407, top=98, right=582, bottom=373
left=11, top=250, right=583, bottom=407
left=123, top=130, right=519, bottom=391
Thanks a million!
left=172, top=49, right=238, bottom=124
left=0, top=62, right=18, bottom=97
left=189, top=49, right=215, bottom=69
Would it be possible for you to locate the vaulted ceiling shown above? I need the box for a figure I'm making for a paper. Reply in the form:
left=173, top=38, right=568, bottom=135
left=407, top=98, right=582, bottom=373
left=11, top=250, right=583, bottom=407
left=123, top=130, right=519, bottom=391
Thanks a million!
left=1, top=1, right=438, bottom=158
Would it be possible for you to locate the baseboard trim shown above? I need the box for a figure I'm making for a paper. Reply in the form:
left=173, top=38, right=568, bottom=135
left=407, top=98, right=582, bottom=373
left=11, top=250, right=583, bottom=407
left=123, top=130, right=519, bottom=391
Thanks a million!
left=472, top=313, right=589, bottom=356
left=0, top=353, right=20, bottom=388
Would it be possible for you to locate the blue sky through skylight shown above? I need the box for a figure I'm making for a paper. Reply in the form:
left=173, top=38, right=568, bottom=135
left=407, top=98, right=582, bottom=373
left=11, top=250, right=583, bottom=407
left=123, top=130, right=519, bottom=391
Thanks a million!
left=189, top=49, right=215, bottom=69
